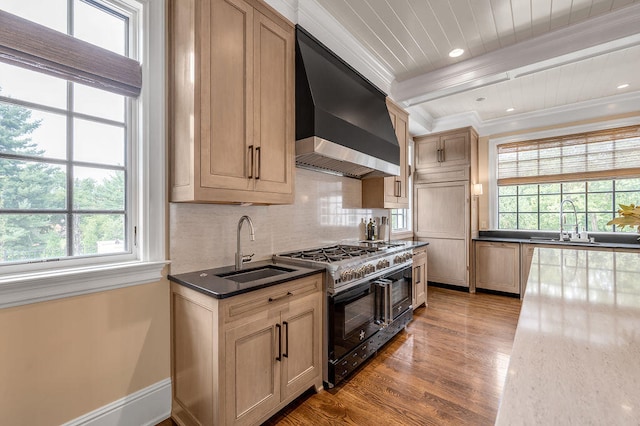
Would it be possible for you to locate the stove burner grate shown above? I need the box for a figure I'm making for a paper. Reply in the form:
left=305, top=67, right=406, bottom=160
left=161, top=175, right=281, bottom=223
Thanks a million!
left=278, top=244, right=380, bottom=263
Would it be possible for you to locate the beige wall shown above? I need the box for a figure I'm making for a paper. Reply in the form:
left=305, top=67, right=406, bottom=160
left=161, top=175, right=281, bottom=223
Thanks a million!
left=476, top=112, right=640, bottom=229
left=0, top=279, right=170, bottom=425
left=170, top=168, right=387, bottom=274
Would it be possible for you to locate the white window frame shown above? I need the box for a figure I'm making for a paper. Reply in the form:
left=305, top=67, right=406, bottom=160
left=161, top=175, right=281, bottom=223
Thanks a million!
left=488, top=116, right=640, bottom=230
left=0, top=0, right=167, bottom=309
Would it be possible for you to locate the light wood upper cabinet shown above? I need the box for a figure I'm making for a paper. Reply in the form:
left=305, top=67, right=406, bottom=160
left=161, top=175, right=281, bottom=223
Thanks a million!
left=169, top=0, right=294, bottom=204
left=475, top=241, right=520, bottom=294
left=414, top=128, right=474, bottom=177
left=362, top=99, right=410, bottom=209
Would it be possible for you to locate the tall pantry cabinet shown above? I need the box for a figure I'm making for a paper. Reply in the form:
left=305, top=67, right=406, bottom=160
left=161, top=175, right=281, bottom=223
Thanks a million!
left=413, top=128, right=479, bottom=289
left=169, top=0, right=295, bottom=204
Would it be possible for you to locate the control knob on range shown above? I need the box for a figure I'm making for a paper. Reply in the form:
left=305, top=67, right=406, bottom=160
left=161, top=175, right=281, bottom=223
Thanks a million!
left=376, top=259, right=389, bottom=270
left=340, top=269, right=354, bottom=281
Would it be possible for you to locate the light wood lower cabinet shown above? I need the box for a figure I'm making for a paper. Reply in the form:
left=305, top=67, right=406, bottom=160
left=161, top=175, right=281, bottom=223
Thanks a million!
left=171, top=273, right=323, bottom=426
left=474, top=241, right=520, bottom=294
left=412, top=246, right=427, bottom=308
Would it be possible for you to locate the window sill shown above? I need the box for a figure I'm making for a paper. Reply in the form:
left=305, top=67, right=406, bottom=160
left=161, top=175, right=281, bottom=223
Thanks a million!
left=0, top=260, right=169, bottom=309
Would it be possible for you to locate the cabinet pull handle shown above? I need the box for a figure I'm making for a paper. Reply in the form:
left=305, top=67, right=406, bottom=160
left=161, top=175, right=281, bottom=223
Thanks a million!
left=283, top=321, right=289, bottom=358
left=268, top=291, right=292, bottom=303
left=275, top=324, right=282, bottom=362
left=255, top=147, right=261, bottom=180
left=398, top=180, right=402, bottom=197
left=248, top=145, right=254, bottom=179
left=437, top=149, right=442, bottom=162
left=416, top=265, right=421, bottom=284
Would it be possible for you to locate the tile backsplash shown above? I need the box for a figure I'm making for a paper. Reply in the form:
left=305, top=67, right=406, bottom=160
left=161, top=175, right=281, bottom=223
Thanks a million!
left=169, top=168, right=388, bottom=274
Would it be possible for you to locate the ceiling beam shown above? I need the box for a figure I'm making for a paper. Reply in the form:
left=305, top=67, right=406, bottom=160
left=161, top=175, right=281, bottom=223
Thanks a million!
left=392, top=3, right=640, bottom=107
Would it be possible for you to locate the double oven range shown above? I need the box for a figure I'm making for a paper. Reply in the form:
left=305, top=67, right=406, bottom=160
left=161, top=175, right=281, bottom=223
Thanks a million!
left=274, top=242, right=413, bottom=387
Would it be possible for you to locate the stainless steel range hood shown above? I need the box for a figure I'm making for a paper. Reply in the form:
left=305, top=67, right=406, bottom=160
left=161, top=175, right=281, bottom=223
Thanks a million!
left=295, top=26, right=400, bottom=179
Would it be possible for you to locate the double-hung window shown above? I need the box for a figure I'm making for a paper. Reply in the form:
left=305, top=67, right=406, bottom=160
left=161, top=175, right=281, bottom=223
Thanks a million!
left=0, top=0, right=166, bottom=307
left=496, top=126, right=640, bottom=233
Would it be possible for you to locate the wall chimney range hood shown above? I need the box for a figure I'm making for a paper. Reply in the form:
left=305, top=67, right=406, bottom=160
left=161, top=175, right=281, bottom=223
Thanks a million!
left=295, top=26, right=400, bottom=179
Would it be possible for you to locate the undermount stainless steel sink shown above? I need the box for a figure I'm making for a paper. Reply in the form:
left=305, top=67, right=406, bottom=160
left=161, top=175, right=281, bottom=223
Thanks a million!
left=216, top=265, right=295, bottom=283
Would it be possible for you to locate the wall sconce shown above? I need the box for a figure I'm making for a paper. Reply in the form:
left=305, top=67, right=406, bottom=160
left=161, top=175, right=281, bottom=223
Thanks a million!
left=472, top=183, right=484, bottom=197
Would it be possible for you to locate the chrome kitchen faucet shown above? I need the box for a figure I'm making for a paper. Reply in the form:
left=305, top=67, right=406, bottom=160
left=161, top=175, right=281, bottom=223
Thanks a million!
left=235, top=215, right=255, bottom=270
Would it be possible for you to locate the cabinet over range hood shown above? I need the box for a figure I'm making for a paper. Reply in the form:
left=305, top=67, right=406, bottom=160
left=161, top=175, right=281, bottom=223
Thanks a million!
left=295, top=26, right=400, bottom=179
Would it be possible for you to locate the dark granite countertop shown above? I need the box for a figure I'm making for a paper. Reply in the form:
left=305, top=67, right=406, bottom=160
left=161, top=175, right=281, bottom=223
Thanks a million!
left=474, top=230, right=640, bottom=250
left=169, top=260, right=324, bottom=299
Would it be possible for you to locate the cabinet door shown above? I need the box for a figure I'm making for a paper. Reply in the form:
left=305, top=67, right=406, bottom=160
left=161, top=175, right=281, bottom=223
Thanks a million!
left=395, top=111, right=409, bottom=205
left=420, top=237, right=468, bottom=287
left=475, top=242, right=520, bottom=294
left=200, top=0, right=254, bottom=192
left=280, top=293, right=321, bottom=400
left=253, top=11, right=294, bottom=195
left=414, top=182, right=469, bottom=239
left=412, top=250, right=427, bottom=308
left=440, top=131, right=469, bottom=167
left=383, top=111, right=400, bottom=204
left=415, top=136, right=440, bottom=170
left=225, top=314, right=281, bottom=425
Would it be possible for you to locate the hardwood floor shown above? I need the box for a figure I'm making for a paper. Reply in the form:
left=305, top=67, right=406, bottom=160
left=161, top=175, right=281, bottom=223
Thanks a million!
left=263, top=287, right=521, bottom=425
left=157, top=286, right=521, bottom=426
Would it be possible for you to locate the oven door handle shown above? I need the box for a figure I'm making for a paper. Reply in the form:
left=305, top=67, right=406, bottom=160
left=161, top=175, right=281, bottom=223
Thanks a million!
left=374, top=279, right=392, bottom=326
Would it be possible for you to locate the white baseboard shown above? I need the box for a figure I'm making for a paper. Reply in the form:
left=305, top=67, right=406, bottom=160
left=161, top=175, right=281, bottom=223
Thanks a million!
left=62, top=378, right=172, bottom=426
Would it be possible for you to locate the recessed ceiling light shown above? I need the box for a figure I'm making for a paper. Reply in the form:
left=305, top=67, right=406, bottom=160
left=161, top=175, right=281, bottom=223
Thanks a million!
left=506, top=107, right=515, bottom=112
left=448, top=48, right=464, bottom=58
left=617, top=83, right=630, bottom=89
left=476, top=97, right=486, bottom=102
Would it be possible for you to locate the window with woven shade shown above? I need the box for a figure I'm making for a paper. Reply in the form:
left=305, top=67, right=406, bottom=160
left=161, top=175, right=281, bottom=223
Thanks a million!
left=496, top=126, right=640, bottom=232
left=497, top=126, right=640, bottom=186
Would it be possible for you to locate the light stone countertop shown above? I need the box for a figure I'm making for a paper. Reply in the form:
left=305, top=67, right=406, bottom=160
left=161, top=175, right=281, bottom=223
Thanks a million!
left=496, top=247, right=640, bottom=425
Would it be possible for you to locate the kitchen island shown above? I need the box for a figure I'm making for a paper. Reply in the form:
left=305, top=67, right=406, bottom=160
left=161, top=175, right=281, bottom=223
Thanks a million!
left=496, top=247, right=640, bottom=425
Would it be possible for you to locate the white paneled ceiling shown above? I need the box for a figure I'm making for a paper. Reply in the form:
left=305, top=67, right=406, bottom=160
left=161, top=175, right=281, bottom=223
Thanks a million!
left=313, top=0, right=640, bottom=134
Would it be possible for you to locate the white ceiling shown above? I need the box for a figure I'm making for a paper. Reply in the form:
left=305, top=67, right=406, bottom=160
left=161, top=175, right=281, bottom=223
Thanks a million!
left=272, top=0, right=640, bottom=136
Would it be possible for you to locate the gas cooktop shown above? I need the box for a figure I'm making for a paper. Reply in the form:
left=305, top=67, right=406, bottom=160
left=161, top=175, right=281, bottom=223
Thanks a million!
left=274, top=241, right=413, bottom=293
left=276, top=242, right=405, bottom=264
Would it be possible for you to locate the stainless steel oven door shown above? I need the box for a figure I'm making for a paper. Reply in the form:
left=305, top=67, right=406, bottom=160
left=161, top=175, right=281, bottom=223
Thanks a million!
left=328, top=280, right=382, bottom=362
left=375, top=266, right=412, bottom=325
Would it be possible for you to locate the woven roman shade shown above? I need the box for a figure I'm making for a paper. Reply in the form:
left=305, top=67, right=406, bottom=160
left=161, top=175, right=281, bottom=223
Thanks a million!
left=497, top=125, right=640, bottom=186
left=0, top=9, right=141, bottom=97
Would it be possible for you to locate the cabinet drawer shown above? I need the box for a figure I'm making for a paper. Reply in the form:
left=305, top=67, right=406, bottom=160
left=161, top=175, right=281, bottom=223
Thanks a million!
left=223, top=273, right=322, bottom=323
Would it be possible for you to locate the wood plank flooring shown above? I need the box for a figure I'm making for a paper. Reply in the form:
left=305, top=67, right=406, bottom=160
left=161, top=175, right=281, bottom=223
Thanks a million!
left=157, top=286, right=522, bottom=426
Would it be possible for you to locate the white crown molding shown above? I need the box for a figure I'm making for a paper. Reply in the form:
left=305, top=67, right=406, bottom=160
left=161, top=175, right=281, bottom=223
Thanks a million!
left=479, top=90, right=640, bottom=137
left=263, top=0, right=298, bottom=24
left=489, top=115, right=640, bottom=146
left=430, top=111, right=483, bottom=135
left=392, top=3, right=640, bottom=106
left=61, top=378, right=171, bottom=426
left=405, top=106, right=434, bottom=135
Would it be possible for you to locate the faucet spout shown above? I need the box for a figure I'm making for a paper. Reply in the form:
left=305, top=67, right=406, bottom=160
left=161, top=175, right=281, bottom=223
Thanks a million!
left=560, top=199, right=579, bottom=241
left=236, top=215, right=255, bottom=270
